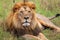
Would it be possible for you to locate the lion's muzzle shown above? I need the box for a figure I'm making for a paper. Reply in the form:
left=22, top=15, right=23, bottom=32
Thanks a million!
left=22, top=16, right=31, bottom=27
left=22, top=20, right=30, bottom=27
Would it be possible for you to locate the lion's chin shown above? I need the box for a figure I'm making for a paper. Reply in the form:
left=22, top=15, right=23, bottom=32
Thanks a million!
left=22, top=22, right=30, bottom=27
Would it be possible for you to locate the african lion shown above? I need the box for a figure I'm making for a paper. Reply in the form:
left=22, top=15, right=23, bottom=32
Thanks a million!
left=5, top=2, right=48, bottom=40
left=4, top=0, right=60, bottom=40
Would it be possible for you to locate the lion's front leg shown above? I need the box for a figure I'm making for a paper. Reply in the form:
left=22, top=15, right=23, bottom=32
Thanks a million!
left=37, top=33, right=48, bottom=40
left=22, top=34, right=41, bottom=40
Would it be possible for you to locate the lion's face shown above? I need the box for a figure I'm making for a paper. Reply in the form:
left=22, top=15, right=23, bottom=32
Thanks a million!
left=15, top=6, right=35, bottom=27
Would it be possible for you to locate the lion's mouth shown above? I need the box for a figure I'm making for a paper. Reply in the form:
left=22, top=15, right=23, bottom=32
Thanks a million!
left=22, top=20, right=30, bottom=27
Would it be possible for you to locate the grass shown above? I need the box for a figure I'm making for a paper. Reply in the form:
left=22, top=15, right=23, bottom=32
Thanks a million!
left=0, top=0, right=60, bottom=40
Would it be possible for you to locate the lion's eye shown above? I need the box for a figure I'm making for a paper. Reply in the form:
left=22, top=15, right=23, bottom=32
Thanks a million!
left=20, top=11, right=23, bottom=13
left=28, top=11, right=31, bottom=13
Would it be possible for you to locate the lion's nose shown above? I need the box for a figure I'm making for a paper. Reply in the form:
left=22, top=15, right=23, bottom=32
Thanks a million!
left=24, top=16, right=29, bottom=19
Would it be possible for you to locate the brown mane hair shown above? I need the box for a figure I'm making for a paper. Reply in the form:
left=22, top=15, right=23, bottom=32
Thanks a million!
left=5, top=2, right=43, bottom=37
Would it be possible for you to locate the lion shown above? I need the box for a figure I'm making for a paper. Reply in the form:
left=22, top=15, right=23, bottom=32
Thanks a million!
left=4, top=0, right=60, bottom=40
left=5, top=2, right=48, bottom=40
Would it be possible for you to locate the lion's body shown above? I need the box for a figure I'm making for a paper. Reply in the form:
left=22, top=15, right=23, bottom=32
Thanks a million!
left=37, top=14, right=60, bottom=32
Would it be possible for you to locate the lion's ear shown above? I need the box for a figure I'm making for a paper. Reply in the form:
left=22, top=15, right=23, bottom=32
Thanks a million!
left=12, top=3, right=22, bottom=12
left=27, top=2, right=36, bottom=10
left=31, top=3, right=36, bottom=10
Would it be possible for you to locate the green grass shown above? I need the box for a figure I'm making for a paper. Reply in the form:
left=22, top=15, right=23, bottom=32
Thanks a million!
left=0, top=0, right=60, bottom=40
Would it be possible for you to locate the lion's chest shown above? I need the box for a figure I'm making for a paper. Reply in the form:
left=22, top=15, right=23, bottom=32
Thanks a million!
left=15, top=26, right=41, bottom=36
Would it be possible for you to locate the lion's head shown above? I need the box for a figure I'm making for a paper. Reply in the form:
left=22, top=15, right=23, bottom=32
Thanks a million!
left=5, top=2, right=43, bottom=37
left=10, top=2, right=38, bottom=29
